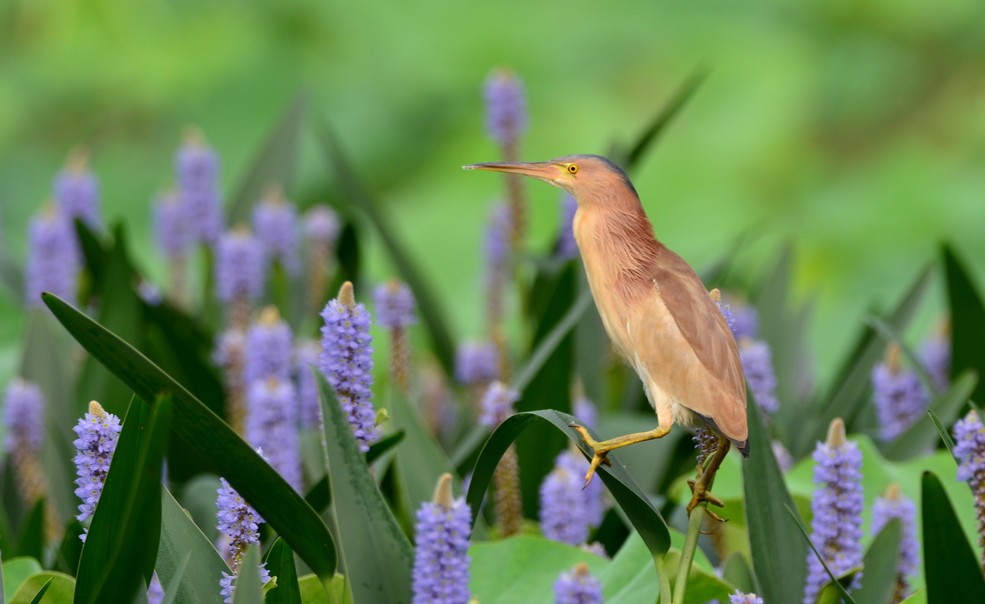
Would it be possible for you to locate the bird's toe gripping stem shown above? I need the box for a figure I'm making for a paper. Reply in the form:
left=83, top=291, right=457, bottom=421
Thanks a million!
left=569, top=423, right=612, bottom=487
left=687, top=478, right=727, bottom=523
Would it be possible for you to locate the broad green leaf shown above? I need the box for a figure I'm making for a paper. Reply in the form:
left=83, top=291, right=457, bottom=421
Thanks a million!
left=52, top=521, right=83, bottom=576
left=8, top=573, right=73, bottom=604
left=2, top=559, right=41, bottom=603
left=26, top=580, right=50, bottom=604
left=231, top=545, right=263, bottom=604
left=40, top=293, right=336, bottom=580
left=263, top=539, right=302, bottom=604
left=75, top=395, right=171, bottom=604
left=467, top=410, right=670, bottom=556
left=853, top=519, right=902, bottom=604
left=899, top=589, right=926, bottom=603
left=157, top=485, right=227, bottom=604
left=883, top=371, right=977, bottom=461
left=177, top=474, right=223, bottom=546
left=943, top=244, right=985, bottom=406
left=227, top=92, right=308, bottom=224
left=298, top=574, right=352, bottom=604
left=317, top=373, right=413, bottom=603
left=317, top=124, right=456, bottom=375
left=469, top=536, right=606, bottom=604
left=742, top=393, right=807, bottom=604
left=15, top=501, right=43, bottom=562
left=921, top=471, right=985, bottom=601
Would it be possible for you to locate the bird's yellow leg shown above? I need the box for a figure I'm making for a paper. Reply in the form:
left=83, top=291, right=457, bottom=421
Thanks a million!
left=687, top=435, right=730, bottom=522
left=569, top=423, right=672, bottom=486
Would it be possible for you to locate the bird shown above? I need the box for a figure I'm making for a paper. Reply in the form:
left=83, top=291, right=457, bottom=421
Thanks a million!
left=464, top=154, right=748, bottom=518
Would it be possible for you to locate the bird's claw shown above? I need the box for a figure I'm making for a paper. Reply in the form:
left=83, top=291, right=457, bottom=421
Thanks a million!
left=570, top=422, right=611, bottom=488
left=687, top=479, right=727, bottom=523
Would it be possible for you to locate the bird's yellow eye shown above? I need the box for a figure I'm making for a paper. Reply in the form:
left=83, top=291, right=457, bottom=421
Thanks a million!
left=567, top=164, right=578, bottom=174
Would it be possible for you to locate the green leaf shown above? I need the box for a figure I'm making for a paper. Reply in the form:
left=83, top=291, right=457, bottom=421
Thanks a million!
left=899, top=589, right=926, bottom=603
left=298, top=574, right=352, bottom=604
left=920, top=471, right=985, bottom=601
left=852, top=519, right=902, bottom=604
left=157, top=485, right=227, bottom=604
left=2, top=559, right=41, bottom=603
left=7, top=573, right=74, bottom=604
left=52, top=521, right=83, bottom=576
left=40, top=293, right=337, bottom=580
left=883, top=371, right=977, bottom=461
left=227, top=92, right=308, bottom=224
left=231, top=545, right=264, bottom=604
left=15, top=501, right=43, bottom=562
left=721, top=553, right=756, bottom=595
left=263, top=539, right=302, bottom=604
left=466, top=410, right=670, bottom=556
left=317, top=124, right=456, bottom=375
left=943, top=244, right=985, bottom=406
left=26, top=579, right=50, bottom=604
left=317, top=372, right=413, bottom=603
left=742, top=393, right=807, bottom=604
left=75, top=395, right=171, bottom=604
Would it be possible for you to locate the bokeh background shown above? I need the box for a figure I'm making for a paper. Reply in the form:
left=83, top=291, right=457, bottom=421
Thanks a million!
left=2, top=0, right=984, bottom=388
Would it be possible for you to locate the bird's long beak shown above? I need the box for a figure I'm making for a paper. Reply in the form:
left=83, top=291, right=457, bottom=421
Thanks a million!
left=463, top=161, right=558, bottom=183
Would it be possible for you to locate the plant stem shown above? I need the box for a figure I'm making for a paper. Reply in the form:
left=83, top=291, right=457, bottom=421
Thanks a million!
left=655, top=553, right=672, bottom=604
left=672, top=503, right=707, bottom=604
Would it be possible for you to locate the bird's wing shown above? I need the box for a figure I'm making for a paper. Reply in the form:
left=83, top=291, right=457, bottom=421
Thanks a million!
left=646, top=246, right=747, bottom=440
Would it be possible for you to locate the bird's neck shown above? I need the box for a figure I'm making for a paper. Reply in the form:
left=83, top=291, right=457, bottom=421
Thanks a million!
left=574, top=203, right=663, bottom=300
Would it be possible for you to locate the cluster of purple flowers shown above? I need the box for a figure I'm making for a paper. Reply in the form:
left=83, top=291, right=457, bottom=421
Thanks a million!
left=412, top=474, right=472, bottom=604
left=374, top=280, right=417, bottom=330
left=539, top=450, right=605, bottom=546
left=175, top=130, right=224, bottom=245
left=478, top=380, right=519, bottom=428
left=72, top=401, right=123, bottom=539
left=953, top=410, right=985, bottom=563
left=483, top=68, right=528, bottom=149
left=872, top=344, right=929, bottom=440
left=25, top=206, right=81, bottom=307
left=553, top=564, right=603, bottom=604
left=295, top=339, right=322, bottom=429
left=215, top=228, right=267, bottom=305
left=54, top=149, right=102, bottom=229
left=556, top=194, right=579, bottom=261
left=4, top=379, right=45, bottom=455
left=252, top=187, right=300, bottom=275
left=455, top=341, right=499, bottom=387
left=715, top=294, right=779, bottom=416
left=871, top=484, right=919, bottom=601
left=216, top=458, right=271, bottom=603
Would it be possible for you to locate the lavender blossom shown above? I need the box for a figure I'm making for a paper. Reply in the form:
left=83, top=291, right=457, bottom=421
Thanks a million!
left=740, top=339, right=779, bottom=415
left=220, top=563, right=271, bottom=604
left=295, top=339, right=321, bottom=429
left=871, top=484, right=919, bottom=602
left=921, top=325, right=950, bottom=391
left=479, top=380, right=518, bottom=427
left=540, top=450, right=605, bottom=545
left=484, top=202, right=512, bottom=274
left=244, top=307, right=294, bottom=383
left=728, top=297, right=759, bottom=340
left=712, top=289, right=737, bottom=336
left=693, top=426, right=718, bottom=467
left=953, top=410, right=985, bottom=564
left=252, top=187, right=300, bottom=275
left=176, top=129, right=223, bottom=244
left=73, top=401, right=122, bottom=537
left=245, top=378, right=301, bottom=491
left=25, top=207, right=80, bottom=307
left=484, top=68, right=528, bottom=148
left=215, top=228, right=267, bottom=304
left=773, top=440, right=794, bottom=473
left=872, top=344, right=929, bottom=441
left=729, top=592, right=764, bottom=604
left=216, top=459, right=271, bottom=603
left=412, top=473, right=472, bottom=604
left=319, top=282, right=378, bottom=452
left=303, top=205, right=341, bottom=314
left=572, top=395, right=597, bottom=432
left=152, top=191, right=190, bottom=261
left=455, top=341, right=499, bottom=386
left=553, top=564, right=602, bottom=604
left=374, top=280, right=417, bottom=330
left=4, top=379, right=44, bottom=454
left=303, top=205, right=341, bottom=246
left=54, top=150, right=101, bottom=229
left=147, top=573, right=164, bottom=604
left=803, top=418, right=864, bottom=604
left=556, top=194, right=579, bottom=260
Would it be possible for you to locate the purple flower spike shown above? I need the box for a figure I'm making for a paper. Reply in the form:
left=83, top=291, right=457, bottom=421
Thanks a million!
left=921, top=323, right=950, bottom=391
left=572, top=395, right=598, bottom=432
left=484, top=202, right=512, bottom=273
left=4, top=379, right=45, bottom=454
left=147, top=573, right=164, bottom=604
left=479, top=381, right=518, bottom=428
left=540, top=450, right=605, bottom=545
left=554, top=563, right=602, bottom=604
left=319, top=282, right=378, bottom=452
left=412, top=473, right=472, bottom=604
left=729, top=298, right=759, bottom=341
left=220, top=563, right=271, bottom=604
left=245, top=307, right=294, bottom=383
left=740, top=338, right=779, bottom=415
left=216, top=455, right=271, bottom=603
left=54, top=149, right=101, bottom=229
left=73, top=401, right=123, bottom=530
left=872, top=344, right=929, bottom=441
left=871, top=484, right=919, bottom=601
left=252, top=186, right=300, bottom=275
left=374, top=280, right=417, bottom=330
left=693, top=426, right=718, bottom=467
left=215, top=228, right=267, bottom=304
left=953, top=410, right=985, bottom=563
left=455, top=341, right=499, bottom=386
left=484, top=68, right=528, bottom=148
left=295, top=339, right=321, bottom=429
left=176, top=129, right=223, bottom=245
left=245, top=378, right=301, bottom=491
left=25, top=207, right=80, bottom=307
left=803, top=418, right=864, bottom=604
left=556, top=194, right=579, bottom=260
left=712, top=289, right=738, bottom=336
left=303, top=205, right=341, bottom=246
left=729, top=592, right=764, bottom=604
left=152, top=191, right=190, bottom=261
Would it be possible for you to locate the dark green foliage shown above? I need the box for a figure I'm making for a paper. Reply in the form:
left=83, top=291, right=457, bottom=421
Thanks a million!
left=943, top=244, right=985, bottom=406
left=853, top=519, right=902, bottom=604
left=157, top=486, right=227, bottom=604
left=920, top=471, right=985, bottom=601
left=264, top=539, right=303, bottom=604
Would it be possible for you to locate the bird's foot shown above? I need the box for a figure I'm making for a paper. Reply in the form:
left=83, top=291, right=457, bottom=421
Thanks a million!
left=687, top=478, right=726, bottom=523
left=569, top=423, right=612, bottom=488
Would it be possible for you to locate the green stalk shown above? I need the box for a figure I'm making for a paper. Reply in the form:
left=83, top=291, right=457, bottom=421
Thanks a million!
left=656, top=553, right=672, bottom=604
left=672, top=503, right=707, bottom=604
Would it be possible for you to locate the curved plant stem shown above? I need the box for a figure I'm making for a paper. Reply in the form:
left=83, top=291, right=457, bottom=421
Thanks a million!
left=672, top=503, right=707, bottom=604
left=656, top=553, right=672, bottom=604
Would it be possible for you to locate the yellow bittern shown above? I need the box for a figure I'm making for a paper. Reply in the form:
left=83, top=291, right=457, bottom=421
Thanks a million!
left=464, top=155, right=748, bottom=517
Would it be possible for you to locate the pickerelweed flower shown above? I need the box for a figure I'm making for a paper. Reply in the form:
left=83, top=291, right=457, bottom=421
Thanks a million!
left=803, top=418, right=864, bottom=604
left=726, top=295, right=759, bottom=341
left=478, top=380, right=523, bottom=535
left=303, top=205, right=341, bottom=246
left=303, top=205, right=341, bottom=315
left=556, top=194, right=579, bottom=261
left=4, top=379, right=48, bottom=507
left=740, top=338, right=779, bottom=415
left=245, top=377, right=301, bottom=492
left=953, top=410, right=985, bottom=566
left=252, top=185, right=300, bottom=275
left=215, top=227, right=266, bottom=329
left=572, top=395, right=598, bottom=432
left=553, top=563, right=603, bottom=604
left=540, top=449, right=605, bottom=545
left=921, top=321, right=950, bottom=391
left=711, top=289, right=738, bottom=336
left=220, top=561, right=271, bottom=604
left=693, top=425, right=718, bottom=467
left=215, top=329, right=247, bottom=433
left=729, top=592, right=764, bottom=604
left=871, top=483, right=919, bottom=603
left=54, top=149, right=101, bottom=229
left=147, top=573, right=164, bottom=604
left=152, top=190, right=190, bottom=261
left=319, top=281, right=378, bottom=452
left=245, top=306, right=294, bottom=384
left=479, top=380, right=518, bottom=428
left=176, top=128, right=223, bottom=245
left=412, top=473, right=472, bottom=604
left=73, top=401, right=122, bottom=539
left=216, top=455, right=271, bottom=603
left=455, top=341, right=499, bottom=387
left=25, top=206, right=80, bottom=307
left=484, top=201, right=513, bottom=327
left=484, top=67, right=528, bottom=150
left=872, top=343, right=929, bottom=441
left=375, top=279, right=417, bottom=393
left=295, top=339, right=321, bottom=429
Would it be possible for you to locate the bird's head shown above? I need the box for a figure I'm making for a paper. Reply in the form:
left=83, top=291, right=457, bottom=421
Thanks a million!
left=464, top=154, right=638, bottom=204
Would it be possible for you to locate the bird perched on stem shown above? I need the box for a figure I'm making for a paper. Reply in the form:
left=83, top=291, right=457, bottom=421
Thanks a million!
left=464, top=154, right=748, bottom=519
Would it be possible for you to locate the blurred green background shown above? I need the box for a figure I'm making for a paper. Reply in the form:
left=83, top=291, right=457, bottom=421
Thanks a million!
left=1, top=0, right=984, bottom=389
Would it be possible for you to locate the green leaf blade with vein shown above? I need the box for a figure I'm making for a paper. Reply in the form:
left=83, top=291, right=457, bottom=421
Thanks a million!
left=943, top=244, right=985, bottom=406
left=921, top=471, right=985, bottom=601
left=157, top=486, right=227, bottom=604
left=264, top=539, right=302, bottom=604
left=852, top=519, right=902, bottom=604
left=40, top=293, right=336, bottom=580
left=883, top=371, right=977, bottom=461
